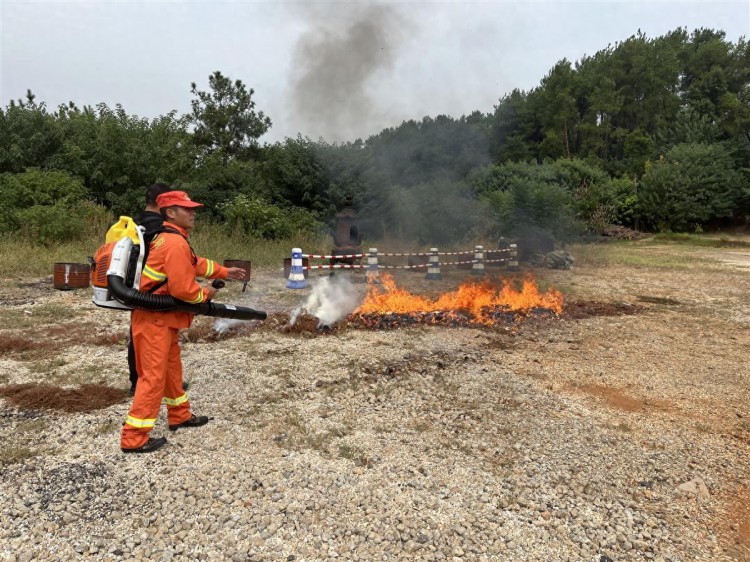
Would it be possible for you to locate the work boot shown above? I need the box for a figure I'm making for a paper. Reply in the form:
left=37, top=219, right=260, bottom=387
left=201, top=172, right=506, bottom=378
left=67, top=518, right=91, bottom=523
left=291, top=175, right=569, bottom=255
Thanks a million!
left=168, top=415, right=210, bottom=431
left=121, top=436, right=167, bottom=454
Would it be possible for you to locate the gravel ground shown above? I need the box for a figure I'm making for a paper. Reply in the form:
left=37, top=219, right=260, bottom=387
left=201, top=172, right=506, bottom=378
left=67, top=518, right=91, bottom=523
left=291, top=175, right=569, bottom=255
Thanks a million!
left=0, top=241, right=748, bottom=562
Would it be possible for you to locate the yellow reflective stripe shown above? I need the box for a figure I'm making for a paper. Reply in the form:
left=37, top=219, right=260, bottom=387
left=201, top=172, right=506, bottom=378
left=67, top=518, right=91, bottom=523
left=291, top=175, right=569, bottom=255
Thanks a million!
left=205, top=260, right=215, bottom=277
left=164, top=393, right=188, bottom=407
left=185, top=289, right=204, bottom=304
left=125, top=415, right=157, bottom=428
left=142, top=265, right=167, bottom=282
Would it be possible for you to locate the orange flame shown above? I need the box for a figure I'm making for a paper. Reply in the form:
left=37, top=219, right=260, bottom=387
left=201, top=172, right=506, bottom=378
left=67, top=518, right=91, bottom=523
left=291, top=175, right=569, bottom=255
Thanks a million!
left=354, top=273, right=563, bottom=325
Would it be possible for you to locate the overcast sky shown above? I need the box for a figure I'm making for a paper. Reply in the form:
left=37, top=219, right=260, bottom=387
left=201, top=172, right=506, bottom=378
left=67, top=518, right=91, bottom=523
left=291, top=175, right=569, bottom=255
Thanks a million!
left=1, top=0, right=748, bottom=143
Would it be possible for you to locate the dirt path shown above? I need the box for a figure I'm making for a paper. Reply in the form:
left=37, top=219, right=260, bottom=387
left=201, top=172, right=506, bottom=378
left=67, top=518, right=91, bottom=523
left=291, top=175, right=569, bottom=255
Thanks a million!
left=0, top=240, right=748, bottom=561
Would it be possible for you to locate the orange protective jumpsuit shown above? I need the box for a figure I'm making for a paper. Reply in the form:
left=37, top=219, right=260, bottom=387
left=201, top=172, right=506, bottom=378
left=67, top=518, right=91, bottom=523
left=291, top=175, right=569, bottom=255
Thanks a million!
left=120, top=222, right=228, bottom=450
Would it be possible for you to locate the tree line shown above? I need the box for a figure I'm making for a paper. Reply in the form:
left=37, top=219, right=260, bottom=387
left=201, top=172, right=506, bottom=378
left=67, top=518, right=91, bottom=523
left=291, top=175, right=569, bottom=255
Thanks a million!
left=1, top=27, right=748, bottom=246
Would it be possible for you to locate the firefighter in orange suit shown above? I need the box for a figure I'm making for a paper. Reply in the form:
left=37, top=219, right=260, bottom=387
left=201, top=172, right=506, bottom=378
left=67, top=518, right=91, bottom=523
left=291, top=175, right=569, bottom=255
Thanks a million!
left=120, top=190, right=247, bottom=453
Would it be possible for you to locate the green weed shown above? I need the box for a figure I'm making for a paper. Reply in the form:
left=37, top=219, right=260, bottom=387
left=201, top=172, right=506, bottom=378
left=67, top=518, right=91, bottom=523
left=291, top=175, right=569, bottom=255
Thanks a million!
left=17, top=419, right=48, bottom=433
left=27, top=358, right=67, bottom=374
left=337, top=443, right=370, bottom=466
left=56, top=364, right=107, bottom=386
left=94, top=420, right=119, bottom=435
left=0, top=445, right=35, bottom=466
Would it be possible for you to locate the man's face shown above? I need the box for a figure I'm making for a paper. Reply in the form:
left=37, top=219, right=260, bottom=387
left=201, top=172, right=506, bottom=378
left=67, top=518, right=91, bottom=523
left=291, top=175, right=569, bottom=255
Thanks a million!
left=167, top=206, right=196, bottom=230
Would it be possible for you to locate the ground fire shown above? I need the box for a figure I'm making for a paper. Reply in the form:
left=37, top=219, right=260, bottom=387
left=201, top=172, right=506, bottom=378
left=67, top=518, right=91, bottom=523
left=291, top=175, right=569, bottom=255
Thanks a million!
left=350, top=273, right=564, bottom=329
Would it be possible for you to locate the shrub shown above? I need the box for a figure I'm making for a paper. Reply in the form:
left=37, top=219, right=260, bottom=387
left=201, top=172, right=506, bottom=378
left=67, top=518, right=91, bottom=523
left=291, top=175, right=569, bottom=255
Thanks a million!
left=468, top=162, right=581, bottom=239
left=221, top=194, right=322, bottom=240
left=639, top=142, right=748, bottom=231
left=0, top=169, right=89, bottom=243
left=0, top=168, right=86, bottom=209
left=17, top=203, right=85, bottom=245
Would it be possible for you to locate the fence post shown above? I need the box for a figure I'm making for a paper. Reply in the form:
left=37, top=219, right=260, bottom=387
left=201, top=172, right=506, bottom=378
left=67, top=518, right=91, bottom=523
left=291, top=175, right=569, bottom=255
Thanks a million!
left=425, top=248, right=441, bottom=280
left=286, top=248, right=307, bottom=289
left=508, top=243, right=519, bottom=270
left=366, top=248, right=379, bottom=282
left=472, top=245, right=485, bottom=276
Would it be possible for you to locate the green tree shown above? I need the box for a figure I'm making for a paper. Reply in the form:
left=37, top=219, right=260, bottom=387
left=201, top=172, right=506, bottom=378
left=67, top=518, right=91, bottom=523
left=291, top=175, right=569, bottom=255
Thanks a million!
left=0, top=91, right=62, bottom=173
left=639, top=142, right=748, bottom=230
left=489, top=89, right=538, bottom=163
left=190, top=71, right=272, bottom=165
left=537, top=60, right=581, bottom=160
left=261, top=136, right=331, bottom=214
left=44, top=102, right=194, bottom=211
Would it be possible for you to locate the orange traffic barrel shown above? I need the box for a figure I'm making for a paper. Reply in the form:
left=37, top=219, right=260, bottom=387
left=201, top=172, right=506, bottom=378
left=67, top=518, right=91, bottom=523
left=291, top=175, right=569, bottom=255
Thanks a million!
left=53, top=263, right=90, bottom=290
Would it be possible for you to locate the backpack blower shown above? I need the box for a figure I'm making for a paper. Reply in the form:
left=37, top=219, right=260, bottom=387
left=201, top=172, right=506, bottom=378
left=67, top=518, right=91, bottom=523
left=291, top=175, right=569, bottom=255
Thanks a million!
left=91, top=224, right=267, bottom=321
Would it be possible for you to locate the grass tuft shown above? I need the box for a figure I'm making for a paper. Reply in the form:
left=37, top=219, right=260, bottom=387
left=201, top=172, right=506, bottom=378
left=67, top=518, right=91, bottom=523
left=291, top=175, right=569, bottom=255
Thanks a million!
left=652, top=233, right=750, bottom=248
left=0, top=446, right=35, bottom=466
left=0, top=226, right=333, bottom=279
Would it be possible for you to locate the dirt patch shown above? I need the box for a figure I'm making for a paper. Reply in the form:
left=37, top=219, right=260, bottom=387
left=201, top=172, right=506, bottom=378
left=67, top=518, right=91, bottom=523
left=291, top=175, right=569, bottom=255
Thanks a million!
left=182, top=312, right=344, bottom=339
left=0, top=297, right=36, bottom=307
left=347, top=300, right=640, bottom=330
left=16, top=279, right=52, bottom=289
left=41, top=324, right=127, bottom=347
left=261, top=312, right=341, bottom=336
left=716, top=483, right=750, bottom=561
left=279, top=313, right=341, bottom=335
left=0, top=383, right=130, bottom=412
left=184, top=318, right=258, bottom=343
left=570, top=383, right=674, bottom=413
left=0, top=326, right=126, bottom=358
left=563, top=300, right=642, bottom=319
left=182, top=294, right=644, bottom=338
left=636, top=295, right=681, bottom=305
left=0, top=334, right=45, bottom=356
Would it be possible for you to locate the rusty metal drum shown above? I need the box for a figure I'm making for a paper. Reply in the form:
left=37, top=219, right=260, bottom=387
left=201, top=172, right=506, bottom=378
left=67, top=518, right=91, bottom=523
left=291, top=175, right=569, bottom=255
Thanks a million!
left=53, top=263, right=91, bottom=290
left=223, top=260, right=251, bottom=282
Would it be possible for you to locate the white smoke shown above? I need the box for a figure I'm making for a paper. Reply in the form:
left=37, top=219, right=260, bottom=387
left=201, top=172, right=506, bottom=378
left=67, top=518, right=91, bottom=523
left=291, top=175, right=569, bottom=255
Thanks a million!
left=212, top=285, right=269, bottom=334
left=291, top=276, right=361, bottom=327
left=214, top=318, right=249, bottom=335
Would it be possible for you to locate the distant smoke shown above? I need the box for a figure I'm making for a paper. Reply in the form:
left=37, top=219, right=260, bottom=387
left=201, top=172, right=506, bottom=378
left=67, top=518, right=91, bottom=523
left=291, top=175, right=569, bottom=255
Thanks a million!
left=290, top=276, right=361, bottom=327
left=288, top=4, right=411, bottom=142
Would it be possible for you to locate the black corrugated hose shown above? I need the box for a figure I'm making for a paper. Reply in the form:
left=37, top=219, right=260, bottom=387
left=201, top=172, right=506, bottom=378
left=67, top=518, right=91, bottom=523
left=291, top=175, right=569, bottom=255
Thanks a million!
left=107, top=275, right=267, bottom=321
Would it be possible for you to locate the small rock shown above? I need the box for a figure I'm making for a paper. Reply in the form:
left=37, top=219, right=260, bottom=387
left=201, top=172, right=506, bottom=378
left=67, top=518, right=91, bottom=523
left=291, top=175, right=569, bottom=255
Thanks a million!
left=677, top=478, right=710, bottom=499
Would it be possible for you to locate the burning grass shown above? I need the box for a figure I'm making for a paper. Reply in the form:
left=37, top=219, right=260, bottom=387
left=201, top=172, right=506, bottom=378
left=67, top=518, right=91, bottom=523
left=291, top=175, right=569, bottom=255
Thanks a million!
left=0, top=383, right=130, bottom=413
left=346, top=273, right=565, bottom=330
left=355, top=273, right=563, bottom=324
left=265, top=273, right=640, bottom=333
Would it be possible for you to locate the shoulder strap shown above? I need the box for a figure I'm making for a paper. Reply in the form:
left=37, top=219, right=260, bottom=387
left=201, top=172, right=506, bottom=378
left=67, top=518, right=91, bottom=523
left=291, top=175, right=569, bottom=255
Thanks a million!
left=148, top=226, right=198, bottom=266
